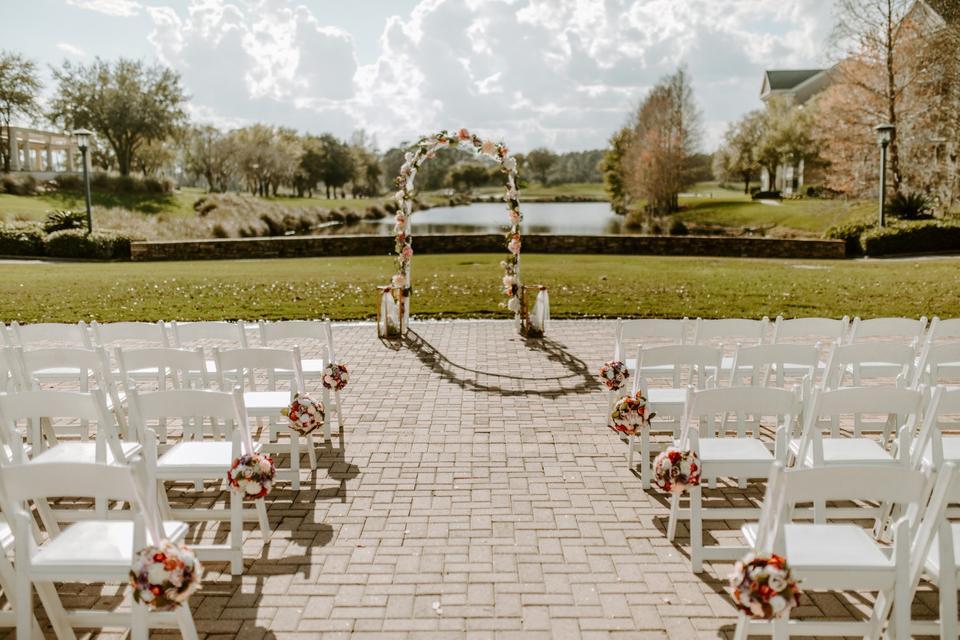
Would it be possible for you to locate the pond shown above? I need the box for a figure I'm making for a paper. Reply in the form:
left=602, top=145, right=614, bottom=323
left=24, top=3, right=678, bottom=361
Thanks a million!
left=317, top=201, right=630, bottom=236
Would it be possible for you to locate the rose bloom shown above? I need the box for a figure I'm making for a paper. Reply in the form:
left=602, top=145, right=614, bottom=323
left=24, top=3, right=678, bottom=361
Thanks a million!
left=481, top=140, right=496, bottom=156
left=458, top=128, right=470, bottom=140
left=402, top=245, right=414, bottom=258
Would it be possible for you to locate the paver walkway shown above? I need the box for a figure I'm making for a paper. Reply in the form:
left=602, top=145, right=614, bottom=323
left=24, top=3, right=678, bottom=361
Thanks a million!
left=8, top=320, right=938, bottom=639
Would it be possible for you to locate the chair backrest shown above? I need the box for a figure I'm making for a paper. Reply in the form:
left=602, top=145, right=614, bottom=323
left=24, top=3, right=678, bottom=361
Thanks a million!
left=170, top=320, right=248, bottom=348
left=214, top=347, right=303, bottom=392
left=10, top=321, right=90, bottom=347
left=730, top=343, right=819, bottom=389
left=681, top=386, right=798, bottom=443
left=822, top=340, right=916, bottom=389
left=258, top=319, right=328, bottom=344
left=16, top=346, right=110, bottom=384
left=116, top=347, right=209, bottom=391
left=928, top=317, right=960, bottom=342
left=0, top=389, right=124, bottom=463
left=635, top=344, right=721, bottom=390
left=848, top=316, right=926, bottom=343
left=0, top=323, right=11, bottom=347
left=912, top=386, right=960, bottom=469
left=127, top=387, right=254, bottom=452
left=91, top=321, right=169, bottom=347
left=0, top=347, right=22, bottom=392
left=693, top=318, right=768, bottom=345
left=914, top=342, right=960, bottom=387
left=616, top=319, right=688, bottom=359
left=772, top=316, right=848, bottom=343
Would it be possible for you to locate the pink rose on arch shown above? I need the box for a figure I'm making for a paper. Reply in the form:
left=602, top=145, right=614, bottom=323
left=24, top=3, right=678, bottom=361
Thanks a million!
left=508, top=235, right=521, bottom=254
left=395, top=213, right=406, bottom=225
left=508, top=210, right=521, bottom=224
left=481, top=139, right=497, bottom=156
left=402, top=245, right=414, bottom=259
left=458, top=128, right=470, bottom=140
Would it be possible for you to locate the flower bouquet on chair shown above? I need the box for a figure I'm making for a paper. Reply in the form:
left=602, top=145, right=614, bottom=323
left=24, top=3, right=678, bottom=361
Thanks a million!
left=282, top=393, right=325, bottom=435
left=130, top=540, right=202, bottom=610
left=609, top=391, right=654, bottom=436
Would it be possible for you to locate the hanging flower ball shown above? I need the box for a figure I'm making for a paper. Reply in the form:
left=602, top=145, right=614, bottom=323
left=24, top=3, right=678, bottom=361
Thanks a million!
left=598, top=360, right=630, bottom=391
left=130, top=540, right=202, bottom=611
left=323, top=362, right=350, bottom=391
left=729, top=553, right=801, bottom=619
left=227, top=453, right=275, bottom=500
left=609, top=391, right=654, bottom=436
left=652, top=447, right=701, bottom=493
left=281, top=393, right=325, bottom=436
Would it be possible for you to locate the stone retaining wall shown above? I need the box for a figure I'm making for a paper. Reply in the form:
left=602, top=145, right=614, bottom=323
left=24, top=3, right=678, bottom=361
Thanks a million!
left=130, top=233, right=846, bottom=261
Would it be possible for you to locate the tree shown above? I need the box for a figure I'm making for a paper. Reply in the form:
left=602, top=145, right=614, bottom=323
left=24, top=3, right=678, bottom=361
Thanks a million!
left=313, top=134, right=354, bottom=199
left=602, top=128, right=632, bottom=214
left=753, top=97, right=820, bottom=192
left=48, top=58, right=187, bottom=176
left=447, top=163, right=492, bottom=192
left=623, top=66, right=702, bottom=214
left=0, top=51, right=42, bottom=173
left=525, top=147, right=558, bottom=185
left=713, top=110, right=764, bottom=193
left=184, top=125, right=236, bottom=192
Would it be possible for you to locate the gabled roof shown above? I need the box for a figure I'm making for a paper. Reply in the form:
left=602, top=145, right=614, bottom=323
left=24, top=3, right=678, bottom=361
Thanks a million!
left=920, top=0, right=958, bottom=24
left=764, top=69, right=826, bottom=92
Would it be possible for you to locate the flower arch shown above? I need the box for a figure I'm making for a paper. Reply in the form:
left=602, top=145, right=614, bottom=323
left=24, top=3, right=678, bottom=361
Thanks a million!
left=376, top=128, right=549, bottom=338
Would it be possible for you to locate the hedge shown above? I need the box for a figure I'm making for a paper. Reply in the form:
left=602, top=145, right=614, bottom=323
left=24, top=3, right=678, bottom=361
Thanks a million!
left=44, top=229, right=138, bottom=260
left=53, top=172, right=174, bottom=196
left=824, top=219, right=874, bottom=256
left=860, top=220, right=960, bottom=256
left=0, top=222, right=46, bottom=256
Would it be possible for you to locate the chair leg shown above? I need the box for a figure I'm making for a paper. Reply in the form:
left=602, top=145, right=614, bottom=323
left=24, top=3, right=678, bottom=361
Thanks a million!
left=733, top=612, right=749, bottom=640
left=290, top=435, right=301, bottom=492
left=15, top=568, right=32, bottom=640
left=939, top=570, right=957, bottom=640
left=157, top=480, right=174, bottom=520
left=229, top=490, right=243, bottom=575
left=176, top=603, right=200, bottom=640
left=772, top=617, right=789, bottom=640
left=690, top=485, right=703, bottom=572
left=131, top=601, right=148, bottom=640
left=640, top=427, right=651, bottom=490
left=33, top=581, right=75, bottom=640
left=667, top=491, right=680, bottom=541
left=305, top=433, right=317, bottom=470
left=255, top=498, right=271, bottom=540
left=627, top=434, right=635, bottom=470
left=334, top=389, right=343, bottom=430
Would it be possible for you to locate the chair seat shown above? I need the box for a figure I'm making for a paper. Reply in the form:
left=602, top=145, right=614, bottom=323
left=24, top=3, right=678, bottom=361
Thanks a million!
left=920, top=436, right=960, bottom=468
left=29, top=441, right=141, bottom=465
left=924, top=522, right=960, bottom=581
left=741, top=523, right=893, bottom=572
left=32, top=520, right=188, bottom=576
left=789, top=437, right=893, bottom=465
left=244, top=391, right=291, bottom=413
left=276, top=359, right=326, bottom=375
left=158, top=441, right=260, bottom=474
left=695, top=438, right=774, bottom=464
left=647, top=387, right=687, bottom=405
left=31, top=367, right=85, bottom=379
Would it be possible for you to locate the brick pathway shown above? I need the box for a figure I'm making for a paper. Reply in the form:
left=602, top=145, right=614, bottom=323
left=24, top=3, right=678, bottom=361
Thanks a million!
left=5, top=320, right=939, bottom=639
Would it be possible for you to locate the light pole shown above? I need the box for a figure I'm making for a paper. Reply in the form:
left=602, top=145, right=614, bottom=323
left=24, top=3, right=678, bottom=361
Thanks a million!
left=73, top=128, right=94, bottom=234
left=875, top=123, right=895, bottom=228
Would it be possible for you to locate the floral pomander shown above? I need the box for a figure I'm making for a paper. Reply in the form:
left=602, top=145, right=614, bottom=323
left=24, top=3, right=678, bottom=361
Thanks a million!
left=227, top=453, right=275, bottom=500
left=652, top=447, right=701, bottom=493
left=130, top=540, right=202, bottom=610
left=282, top=393, right=325, bottom=435
left=729, top=553, right=801, bottom=619
left=598, top=360, right=629, bottom=391
left=609, top=391, right=655, bottom=436
left=322, top=362, right=349, bottom=391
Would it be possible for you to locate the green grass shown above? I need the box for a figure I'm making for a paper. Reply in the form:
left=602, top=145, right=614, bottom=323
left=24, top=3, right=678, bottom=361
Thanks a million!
left=1, top=253, right=955, bottom=324
left=675, top=194, right=872, bottom=235
left=475, top=182, right=606, bottom=199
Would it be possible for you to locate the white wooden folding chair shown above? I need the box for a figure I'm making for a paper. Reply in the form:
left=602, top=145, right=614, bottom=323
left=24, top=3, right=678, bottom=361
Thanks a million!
left=91, top=321, right=170, bottom=378
left=729, top=343, right=819, bottom=392
left=915, top=342, right=960, bottom=389
left=170, top=320, right=249, bottom=379
left=214, top=347, right=314, bottom=490
left=0, top=347, right=22, bottom=393
left=912, top=386, right=960, bottom=471
left=0, top=460, right=198, bottom=640
left=666, top=386, right=797, bottom=572
left=820, top=340, right=916, bottom=390
left=6, top=323, right=94, bottom=406
left=848, top=316, right=927, bottom=344
left=735, top=462, right=953, bottom=640
left=694, top=318, right=769, bottom=383
left=627, top=344, right=721, bottom=488
left=258, top=319, right=342, bottom=429
left=128, top=388, right=270, bottom=575
left=0, top=451, right=43, bottom=639
left=772, top=316, right=848, bottom=345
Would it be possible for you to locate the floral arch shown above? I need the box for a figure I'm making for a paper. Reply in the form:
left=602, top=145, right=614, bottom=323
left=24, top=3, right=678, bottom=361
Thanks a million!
left=376, top=128, right=549, bottom=339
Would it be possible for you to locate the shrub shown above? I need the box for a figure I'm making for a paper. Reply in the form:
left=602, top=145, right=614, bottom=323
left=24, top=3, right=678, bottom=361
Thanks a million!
left=669, top=219, right=689, bottom=236
left=0, top=222, right=45, bottom=256
left=44, top=229, right=139, bottom=260
left=803, top=185, right=841, bottom=199
left=860, top=220, right=960, bottom=256
left=751, top=190, right=782, bottom=200
left=211, top=223, right=230, bottom=238
left=1, top=174, right=38, bottom=196
left=824, top=219, right=874, bottom=256
left=43, top=210, right=88, bottom=234
left=55, top=172, right=173, bottom=196
left=886, top=191, right=933, bottom=220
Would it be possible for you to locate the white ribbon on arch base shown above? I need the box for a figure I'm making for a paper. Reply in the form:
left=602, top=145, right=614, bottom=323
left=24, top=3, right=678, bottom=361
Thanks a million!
left=529, top=288, right=550, bottom=335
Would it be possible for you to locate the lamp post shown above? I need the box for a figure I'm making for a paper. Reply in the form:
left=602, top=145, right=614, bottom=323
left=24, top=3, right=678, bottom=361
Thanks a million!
left=875, top=123, right=895, bottom=228
left=73, top=128, right=94, bottom=234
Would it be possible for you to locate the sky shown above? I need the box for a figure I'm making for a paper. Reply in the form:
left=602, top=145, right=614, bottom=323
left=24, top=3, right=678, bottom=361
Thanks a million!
left=2, top=0, right=838, bottom=152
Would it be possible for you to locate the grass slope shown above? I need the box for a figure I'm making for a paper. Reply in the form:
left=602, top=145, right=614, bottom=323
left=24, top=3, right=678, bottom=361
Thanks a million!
left=1, top=254, right=955, bottom=323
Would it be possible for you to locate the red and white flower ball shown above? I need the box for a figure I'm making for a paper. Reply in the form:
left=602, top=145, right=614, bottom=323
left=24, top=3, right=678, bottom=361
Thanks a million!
left=322, top=362, right=349, bottom=391
left=227, top=453, right=275, bottom=500
left=130, top=540, right=202, bottom=610
left=652, top=446, right=701, bottom=493
left=282, top=393, right=325, bottom=435
left=609, top=391, right=654, bottom=436
left=598, top=360, right=629, bottom=391
left=729, top=553, right=801, bottom=619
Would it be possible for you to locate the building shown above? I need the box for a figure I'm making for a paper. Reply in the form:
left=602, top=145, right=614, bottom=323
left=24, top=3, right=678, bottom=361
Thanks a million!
left=1, top=126, right=82, bottom=177
left=758, top=68, right=834, bottom=195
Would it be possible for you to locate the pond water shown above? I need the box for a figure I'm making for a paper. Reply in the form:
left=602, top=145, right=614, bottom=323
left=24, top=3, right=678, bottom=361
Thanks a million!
left=317, top=201, right=629, bottom=236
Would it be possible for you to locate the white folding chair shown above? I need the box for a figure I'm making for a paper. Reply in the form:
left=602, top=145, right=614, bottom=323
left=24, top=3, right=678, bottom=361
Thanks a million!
left=615, top=318, right=688, bottom=366
left=821, top=340, right=916, bottom=390
left=694, top=318, right=769, bottom=382
left=170, top=320, right=249, bottom=378
left=848, top=316, right=927, bottom=344
left=772, top=316, right=848, bottom=345
left=627, top=344, right=721, bottom=488
left=0, top=460, right=198, bottom=640
left=667, top=386, right=797, bottom=572
left=735, top=462, right=952, bottom=640
left=729, top=343, right=819, bottom=393
left=214, top=347, right=315, bottom=490
left=912, top=386, right=960, bottom=471
left=0, top=347, right=22, bottom=393
left=128, top=388, right=269, bottom=575
left=6, top=322, right=92, bottom=390
left=258, top=319, right=342, bottom=429
left=91, top=321, right=169, bottom=349
left=914, top=342, right=960, bottom=389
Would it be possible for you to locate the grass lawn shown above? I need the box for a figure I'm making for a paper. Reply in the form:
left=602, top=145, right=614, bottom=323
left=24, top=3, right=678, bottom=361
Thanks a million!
left=1, top=253, right=955, bottom=324
left=475, top=182, right=606, bottom=200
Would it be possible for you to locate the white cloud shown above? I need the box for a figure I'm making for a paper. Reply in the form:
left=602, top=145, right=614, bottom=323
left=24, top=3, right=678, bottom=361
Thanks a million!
left=143, top=0, right=836, bottom=151
left=66, top=0, right=141, bottom=17
left=56, top=42, right=88, bottom=58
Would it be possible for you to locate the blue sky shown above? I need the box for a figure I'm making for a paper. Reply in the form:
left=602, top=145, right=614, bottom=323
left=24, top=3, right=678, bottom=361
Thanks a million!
left=2, top=0, right=837, bottom=152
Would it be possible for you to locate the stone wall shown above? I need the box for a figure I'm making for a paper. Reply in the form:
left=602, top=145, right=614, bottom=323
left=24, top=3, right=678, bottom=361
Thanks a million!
left=131, top=233, right=846, bottom=261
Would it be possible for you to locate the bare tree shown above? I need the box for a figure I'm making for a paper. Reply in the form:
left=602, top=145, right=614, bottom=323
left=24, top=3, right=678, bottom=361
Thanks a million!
left=0, top=50, right=42, bottom=173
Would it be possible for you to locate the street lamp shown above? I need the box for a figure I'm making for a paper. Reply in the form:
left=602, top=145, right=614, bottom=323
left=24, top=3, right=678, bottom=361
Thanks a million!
left=875, top=123, right=895, bottom=228
left=73, top=128, right=94, bottom=234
